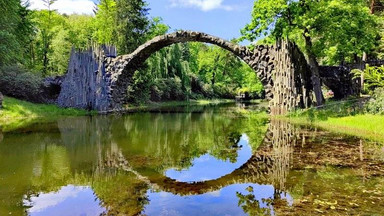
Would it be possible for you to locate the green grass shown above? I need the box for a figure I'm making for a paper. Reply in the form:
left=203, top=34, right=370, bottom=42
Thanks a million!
left=283, top=114, right=384, bottom=143
left=0, top=97, right=235, bottom=132
left=124, top=99, right=234, bottom=111
left=0, top=97, right=93, bottom=132
left=282, top=99, right=384, bottom=143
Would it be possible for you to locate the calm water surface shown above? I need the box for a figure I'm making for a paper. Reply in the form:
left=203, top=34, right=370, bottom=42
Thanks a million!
left=0, top=104, right=383, bottom=215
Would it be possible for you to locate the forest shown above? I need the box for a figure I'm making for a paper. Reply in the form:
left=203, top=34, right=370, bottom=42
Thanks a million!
left=0, top=0, right=263, bottom=105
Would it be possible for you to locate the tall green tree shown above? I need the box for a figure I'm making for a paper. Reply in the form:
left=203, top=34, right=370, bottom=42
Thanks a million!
left=93, top=0, right=117, bottom=45
left=115, top=0, right=150, bottom=54
left=0, top=0, right=34, bottom=66
left=32, top=9, right=66, bottom=75
left=40, top=0, right=57, bottom=75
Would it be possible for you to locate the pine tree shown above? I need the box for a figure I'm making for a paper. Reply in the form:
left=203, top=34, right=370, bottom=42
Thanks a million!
left=115, top=0, right=150, bottom=54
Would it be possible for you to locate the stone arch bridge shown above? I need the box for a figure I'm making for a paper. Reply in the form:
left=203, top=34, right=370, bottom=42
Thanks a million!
left=58, top=30, right=313, bottom=114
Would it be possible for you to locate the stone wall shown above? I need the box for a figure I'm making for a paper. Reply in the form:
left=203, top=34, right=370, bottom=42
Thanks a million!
left=57, top=46, right=116, bottom=111
left=269, top=40, right=312, bottom=115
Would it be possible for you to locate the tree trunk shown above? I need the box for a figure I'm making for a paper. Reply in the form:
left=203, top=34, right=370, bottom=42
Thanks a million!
left=362, top=52, right=367, bottom=91
left=370, top=0, right=376, bottom=14
left=303, top=29, right=324, bottom=106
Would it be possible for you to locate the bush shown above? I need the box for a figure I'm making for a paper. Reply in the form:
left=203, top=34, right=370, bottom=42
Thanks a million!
left=150, top=77, right=186, bottom=101
left=352, top=65, right=384, bottom=93
left=127, top=70, right=152, bottom=105
left=0, top=65, right=44, bottom=102
left=237, top=87, right=264, bottom=99
left=212, top=83, right=235, bottom=99
left=365, top=88, right=384, bottom=114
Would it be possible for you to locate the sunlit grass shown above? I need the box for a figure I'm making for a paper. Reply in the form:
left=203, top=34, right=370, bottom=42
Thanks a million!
left=124, top=99, right=234, bottom=111
left=0, top=97, right=93, bottom=132
left=283, top=112, right=384, bottom=143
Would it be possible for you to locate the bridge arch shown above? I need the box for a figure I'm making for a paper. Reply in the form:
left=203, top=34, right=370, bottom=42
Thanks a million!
left=105, top=31, right=275, bottom=107
left=58, top=30, right=312, bottom=114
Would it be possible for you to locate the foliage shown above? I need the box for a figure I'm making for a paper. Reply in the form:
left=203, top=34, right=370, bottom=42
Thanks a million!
left=0, top=65, right=43, bottom=102
left=127, top=68, right=153, bottom=104
left=241, top=0, right=378, bottom=65
left=352, top=65, right=384, bottom=92
left=150, top=78, right=186, bottom=101
left=93, top=0, right=117, bottom=45
left=365, top=88, right=384, bottom=114
left=0, top=0, right=264, bottom=104
left=115, top=0, right=150, bottom=54
left=0, top=0, right=34, bottom=66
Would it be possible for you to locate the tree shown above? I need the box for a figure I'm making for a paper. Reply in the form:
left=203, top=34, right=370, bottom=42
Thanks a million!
left=241, top=0, right=378, bottom=105
left=115, top=0, right=150, bottom=54
left=40, top=0, right=57, bottom=75
left=32, top=9, right=66, bottom=75
left=0, top=0, right=34, bottom=67
left=93, top=0, right=117, bottom=45
left=67, top=15, right=95, bottom=50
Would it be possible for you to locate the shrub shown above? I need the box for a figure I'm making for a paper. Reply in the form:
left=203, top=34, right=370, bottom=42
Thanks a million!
left=127, top=69, right=152, bottom=105
left=0, top=65, right=43, bottom=102
left=352, top=65, right=384, bottom=93
left=212, top=83, right=234, bottom=99
left=150, top=77, right=187, bottom=101
left=365, top=88, right=384, bottom=115
left=237, top=87, right=264, bottom=99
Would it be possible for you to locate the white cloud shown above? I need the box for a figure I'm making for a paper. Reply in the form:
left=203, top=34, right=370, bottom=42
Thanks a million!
left=28, top=0, right=95, bottom=15
left=24, top=185, right=84, bottom=213
left=169, top=0, right=234, bottom=11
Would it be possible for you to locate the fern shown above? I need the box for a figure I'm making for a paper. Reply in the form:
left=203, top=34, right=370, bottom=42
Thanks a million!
left=351, top=65, right=384, bottom=92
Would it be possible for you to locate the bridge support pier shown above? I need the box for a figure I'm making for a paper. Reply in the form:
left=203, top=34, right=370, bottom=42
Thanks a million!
left=269, top=40, right=312, bottom=115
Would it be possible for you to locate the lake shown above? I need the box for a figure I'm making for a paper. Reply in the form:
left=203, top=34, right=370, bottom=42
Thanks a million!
left=0, top=103, right=383, bottom=215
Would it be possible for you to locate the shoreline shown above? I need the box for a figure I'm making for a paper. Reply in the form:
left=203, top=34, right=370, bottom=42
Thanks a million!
left=0, top=97, right=237, bottom=132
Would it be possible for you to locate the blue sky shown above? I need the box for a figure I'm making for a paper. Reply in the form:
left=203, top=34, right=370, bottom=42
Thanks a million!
left=146, top=0, right=254, bottom=40
left=28, top=0, right=254, bottom=41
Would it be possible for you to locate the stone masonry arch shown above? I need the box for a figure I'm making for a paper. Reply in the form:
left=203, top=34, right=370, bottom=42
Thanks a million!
left=58, top=30, right=313, bottom=114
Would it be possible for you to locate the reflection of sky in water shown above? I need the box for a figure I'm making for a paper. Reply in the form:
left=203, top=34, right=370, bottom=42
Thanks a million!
left=24, top=185, right=106, bottom=216
left=21, top=134, right=294, bottom=216
left=145, top=184, right=292, bottom=216
left=166, top=134, right=253, bottom=182
left=148, top=134, right=293, bottom=216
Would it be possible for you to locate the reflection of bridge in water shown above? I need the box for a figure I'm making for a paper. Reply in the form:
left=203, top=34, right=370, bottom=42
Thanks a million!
left=106, top=119, right=296, bottom=196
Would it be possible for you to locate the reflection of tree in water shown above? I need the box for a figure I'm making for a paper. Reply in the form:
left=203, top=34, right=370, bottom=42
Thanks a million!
left=236, top=119, right=296, bottom=215
left=112, top=112, right=266, bottom=170
left=236, top=186, right=272, bottom=216
left=92, top=172, right=149, bottom=216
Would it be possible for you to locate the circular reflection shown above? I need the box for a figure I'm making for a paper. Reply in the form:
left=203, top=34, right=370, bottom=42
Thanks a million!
left=165, top=134, right=253, bottom=182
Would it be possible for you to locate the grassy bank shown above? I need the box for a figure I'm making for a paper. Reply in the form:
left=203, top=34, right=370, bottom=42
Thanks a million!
left=283, top=100, right=384, bottom=143
left=123, top=99, right=235, bottom=112
left=0, top=97, right=237, bottom=132
left=0, top=97, right=93, bottom=132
